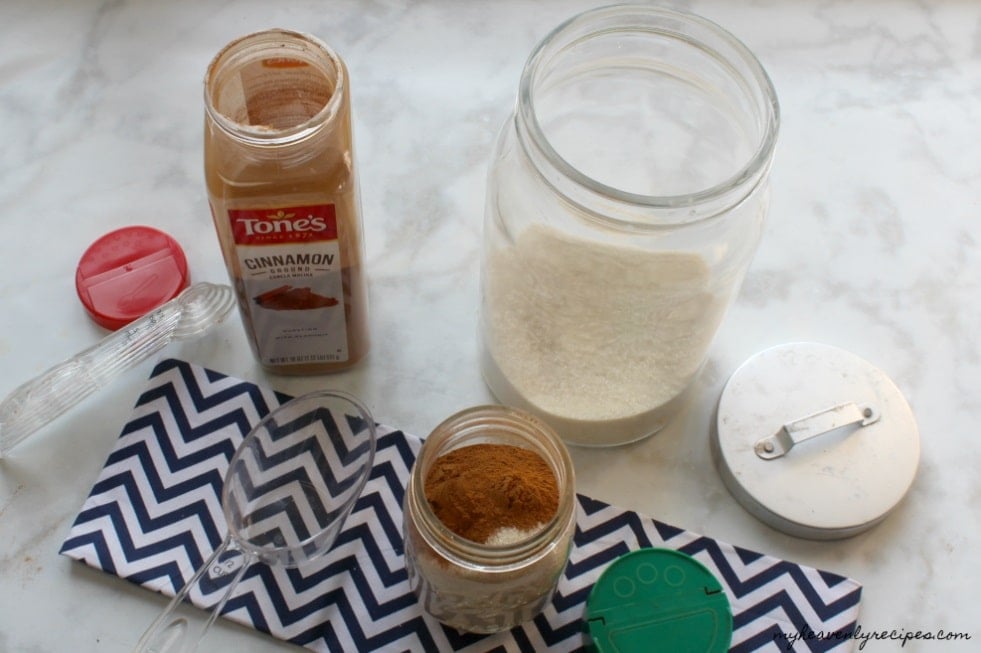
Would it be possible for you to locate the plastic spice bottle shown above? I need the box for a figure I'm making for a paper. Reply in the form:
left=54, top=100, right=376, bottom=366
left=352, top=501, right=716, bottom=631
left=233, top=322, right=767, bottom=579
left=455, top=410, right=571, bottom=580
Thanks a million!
left=403, top=406, right=577, bottom=633
left=204, top=29, right=369, bottom=374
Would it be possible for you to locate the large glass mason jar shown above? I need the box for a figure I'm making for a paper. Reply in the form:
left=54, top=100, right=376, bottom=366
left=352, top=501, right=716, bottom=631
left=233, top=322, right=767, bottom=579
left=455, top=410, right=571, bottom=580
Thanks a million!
left=479, top=5, right=780, bottom=447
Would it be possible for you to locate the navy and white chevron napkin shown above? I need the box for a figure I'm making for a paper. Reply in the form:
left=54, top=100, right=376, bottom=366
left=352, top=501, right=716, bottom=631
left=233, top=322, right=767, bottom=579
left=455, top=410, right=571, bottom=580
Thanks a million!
left=61, top=359, right=862, bottom=652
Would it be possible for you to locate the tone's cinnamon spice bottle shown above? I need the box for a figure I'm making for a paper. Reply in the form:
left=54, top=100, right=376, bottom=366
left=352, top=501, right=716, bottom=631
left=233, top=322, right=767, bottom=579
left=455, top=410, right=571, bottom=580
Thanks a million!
left=204, top=29, right=369, bottom=374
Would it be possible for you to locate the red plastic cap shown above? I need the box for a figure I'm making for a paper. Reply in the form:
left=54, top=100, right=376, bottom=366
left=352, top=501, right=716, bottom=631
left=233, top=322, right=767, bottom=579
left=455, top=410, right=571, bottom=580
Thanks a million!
left=75, top=226, right=190, bottom=330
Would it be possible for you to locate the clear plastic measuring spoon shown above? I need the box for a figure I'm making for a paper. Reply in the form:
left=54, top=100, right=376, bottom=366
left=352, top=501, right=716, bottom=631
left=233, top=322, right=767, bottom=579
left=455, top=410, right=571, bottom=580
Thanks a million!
left=0, top=282, right=236, bottom=457
left=133, top=389, right=377, bottom=653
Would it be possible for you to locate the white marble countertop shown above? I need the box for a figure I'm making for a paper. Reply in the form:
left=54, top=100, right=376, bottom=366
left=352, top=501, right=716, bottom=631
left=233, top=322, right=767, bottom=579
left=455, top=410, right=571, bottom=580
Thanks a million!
left=1, top=1, right=978, bottom=651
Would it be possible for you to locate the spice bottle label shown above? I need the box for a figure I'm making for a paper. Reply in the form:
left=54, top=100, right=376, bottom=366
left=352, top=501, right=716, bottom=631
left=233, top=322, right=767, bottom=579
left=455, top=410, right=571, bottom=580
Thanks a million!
left=226, top=204, right=349, bottom=366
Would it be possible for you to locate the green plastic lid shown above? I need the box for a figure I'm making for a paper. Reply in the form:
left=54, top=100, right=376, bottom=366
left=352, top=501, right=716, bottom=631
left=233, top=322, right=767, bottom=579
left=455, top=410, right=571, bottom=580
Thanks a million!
left=584, top=548, right=732, bottom=653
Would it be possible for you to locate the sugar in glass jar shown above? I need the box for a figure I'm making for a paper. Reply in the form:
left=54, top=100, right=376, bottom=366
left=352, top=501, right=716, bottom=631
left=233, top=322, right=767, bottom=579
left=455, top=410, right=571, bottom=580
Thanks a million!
left=479, top=5, right=780, bottom=446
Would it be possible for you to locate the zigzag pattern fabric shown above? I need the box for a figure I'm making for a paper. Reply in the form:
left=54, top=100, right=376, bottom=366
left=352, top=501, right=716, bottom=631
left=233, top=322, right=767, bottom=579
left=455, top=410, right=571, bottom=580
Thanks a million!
left=61, top=359, right=862, bottom=652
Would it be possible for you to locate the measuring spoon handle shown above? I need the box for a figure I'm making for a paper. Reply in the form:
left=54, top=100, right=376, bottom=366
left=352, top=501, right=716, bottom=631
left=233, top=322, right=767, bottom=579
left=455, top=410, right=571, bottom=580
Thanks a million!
left=0, top=282, right=235, bottom=458
left=0, top=301, right=182, bottom=457
left=133, top=537, right=252, bottom=653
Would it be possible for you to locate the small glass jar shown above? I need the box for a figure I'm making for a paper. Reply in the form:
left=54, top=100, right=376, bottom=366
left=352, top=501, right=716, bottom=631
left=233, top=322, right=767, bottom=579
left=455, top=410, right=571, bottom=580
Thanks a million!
left=479, top=6, right=780, bottom=446
left=403, top=405, right=577, bottom=633
left=204, top=29, right=369, bottom=375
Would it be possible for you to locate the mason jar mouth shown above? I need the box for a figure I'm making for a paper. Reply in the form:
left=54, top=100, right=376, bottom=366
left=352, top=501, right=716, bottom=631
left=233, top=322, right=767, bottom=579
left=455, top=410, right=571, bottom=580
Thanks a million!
left=409, top=405, right=576, bottom=568
left=517, top=4, right=780, bottom=227
left=204, top=28, right=345, bottom=147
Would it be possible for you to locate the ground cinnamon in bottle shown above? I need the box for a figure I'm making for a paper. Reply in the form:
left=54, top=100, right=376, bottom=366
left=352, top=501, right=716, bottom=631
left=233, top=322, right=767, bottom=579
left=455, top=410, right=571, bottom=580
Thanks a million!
left=204, top=29, right=369, bottom=375
left=424, top=444, right=559, bottom=544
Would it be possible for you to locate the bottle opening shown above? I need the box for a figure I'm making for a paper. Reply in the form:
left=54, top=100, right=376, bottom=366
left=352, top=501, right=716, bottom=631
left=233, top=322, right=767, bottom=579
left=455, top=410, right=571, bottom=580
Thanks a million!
left=205, top=29, right=342, bottom=142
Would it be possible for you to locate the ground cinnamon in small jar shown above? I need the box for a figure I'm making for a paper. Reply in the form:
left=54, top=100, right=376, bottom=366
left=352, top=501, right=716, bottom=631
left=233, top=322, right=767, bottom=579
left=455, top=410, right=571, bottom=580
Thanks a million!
left=424, top=444, right=558, bottom=544
left=403, top=406, right=576, bottom=634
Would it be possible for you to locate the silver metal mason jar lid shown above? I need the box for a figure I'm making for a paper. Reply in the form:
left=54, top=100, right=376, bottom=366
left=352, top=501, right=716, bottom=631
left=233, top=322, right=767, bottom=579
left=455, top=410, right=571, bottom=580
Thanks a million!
left=712, top=342, right=920, bottom=539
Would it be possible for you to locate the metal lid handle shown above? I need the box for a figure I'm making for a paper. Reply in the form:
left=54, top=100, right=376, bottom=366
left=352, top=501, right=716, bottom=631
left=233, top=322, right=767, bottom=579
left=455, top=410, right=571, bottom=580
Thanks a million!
left=755, top=402, right=880, bottom=460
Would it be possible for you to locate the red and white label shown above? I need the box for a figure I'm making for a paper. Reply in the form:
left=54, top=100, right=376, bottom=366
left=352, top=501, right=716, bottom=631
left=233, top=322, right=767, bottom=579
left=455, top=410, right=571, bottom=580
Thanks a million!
left=229, top=204, right=338, bottom=245
left=222, top=202, right=348, bottom=367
